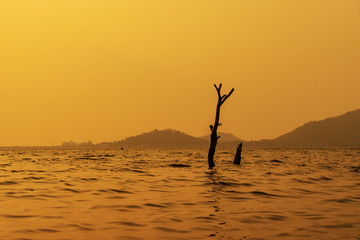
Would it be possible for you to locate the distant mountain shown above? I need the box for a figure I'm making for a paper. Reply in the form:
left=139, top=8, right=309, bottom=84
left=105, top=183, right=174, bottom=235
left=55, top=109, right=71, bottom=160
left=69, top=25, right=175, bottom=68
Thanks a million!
left=61, top=109, right=360, bottom=148
left=94, top=130, right=239, bottom=148
left=96, top=129, right=208, bottom=148
left=198, top=132, right=241, bottom=142
left=246, top=109, right=360, bottom=148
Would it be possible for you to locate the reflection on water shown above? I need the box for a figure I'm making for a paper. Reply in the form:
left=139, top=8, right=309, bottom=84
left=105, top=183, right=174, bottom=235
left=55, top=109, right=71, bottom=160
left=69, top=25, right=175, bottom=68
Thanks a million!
left=0, top=148, right=359, bottom=239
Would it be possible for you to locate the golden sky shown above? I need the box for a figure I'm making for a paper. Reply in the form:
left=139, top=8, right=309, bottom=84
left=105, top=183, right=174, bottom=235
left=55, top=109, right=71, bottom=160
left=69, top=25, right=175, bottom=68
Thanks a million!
left=1, top=0, right=359, bottom=146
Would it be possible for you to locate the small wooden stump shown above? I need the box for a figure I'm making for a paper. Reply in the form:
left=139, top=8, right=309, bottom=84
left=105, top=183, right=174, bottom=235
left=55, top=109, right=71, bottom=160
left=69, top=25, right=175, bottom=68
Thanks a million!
left=234, top=142, right=242, bottom=165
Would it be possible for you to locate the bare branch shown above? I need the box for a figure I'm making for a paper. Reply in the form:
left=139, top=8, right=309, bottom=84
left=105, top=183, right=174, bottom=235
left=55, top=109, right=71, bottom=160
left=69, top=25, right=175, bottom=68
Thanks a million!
left=214, top=84, right=221, bottom=98
left=221, top=88, right=234, bottom=105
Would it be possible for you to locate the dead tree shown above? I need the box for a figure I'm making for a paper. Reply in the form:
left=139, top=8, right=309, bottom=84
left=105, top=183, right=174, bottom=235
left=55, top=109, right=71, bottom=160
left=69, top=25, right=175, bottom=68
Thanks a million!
left=234, top=142, right=242, bottom=165
left=208, top=84, right=234, bottom=169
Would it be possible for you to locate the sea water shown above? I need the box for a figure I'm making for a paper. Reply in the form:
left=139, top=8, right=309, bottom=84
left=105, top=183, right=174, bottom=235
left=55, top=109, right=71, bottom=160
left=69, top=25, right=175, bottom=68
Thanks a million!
left=0, top=148, right=359, bottom=240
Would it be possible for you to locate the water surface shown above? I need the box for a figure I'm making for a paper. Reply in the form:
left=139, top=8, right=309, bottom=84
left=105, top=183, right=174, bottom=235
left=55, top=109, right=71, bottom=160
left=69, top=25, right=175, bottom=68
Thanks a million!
left=0, top=148, right=359, bottom=239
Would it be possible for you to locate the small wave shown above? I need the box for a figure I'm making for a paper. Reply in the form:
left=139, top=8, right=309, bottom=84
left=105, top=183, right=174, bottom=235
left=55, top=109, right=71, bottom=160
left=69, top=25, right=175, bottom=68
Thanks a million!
left=195, top=216, right=218, bottom=221
left=292, top=188, right=316, bottom=194
left=144, top=203, right=167, bottom=208
left=64, top=167, right=78, bottom=172
left=61, top=188, right=81, bottom=193
left=23, top=177, right=45, bottom=180
left=13, top=236, right=37, bottom=240
left=42, top=215, right=64, bottom=219
left=0, top=163, right=11, bottom=167
left=250, top=191, right=286, bottom=197
left=239, top=183, right=253, bottom=186
left=90, top=205, right=123, bottom=209
left=132, top=160, right=149, bottom=165
left=116, top=236, right=142, bottom=240
left=67, top=224, right=93, bottom=231
left=168, top=178, right=194, bottom=182
left=323, top=223, right=354, bottom=229
left=239, top=216, right=265, bottom=224
left=308, top=176, right=333, bottom=181
left=97, top=189, right=110, bottom=193
left=2, top=214, right=37, bottom=218
left=350, top=166, right=360, bottom=172
left=109, top=189, right=132, bottom=194
left=168, top=163, right=191, bottom=168
left=16, top=195, right=39, bottom=198
left=155, top=227, right=188, bottom=233
left=38, top=228, right=59, bottom=233
left=169, top=151, right=183, bottom=155
left=15, top=229, right=36, bottom=233
left=220, top=151, right=231, bottom=154
left=225, top=190, right=246, bottom=195
left=181, top=203, right=196, bottom=206
left=109, top=221, right=146, bottom=227
left=225, top=196, right=250, bottom=200
left=28, top=170, right=46, bottom=173
left=170, top=218, right=183, bottom=222
left=270, top=159, right=282, bottom=163
left=275, top=232, right=292, bottom=237
left=80, top=178, right=98, bottom=181
left=292, top=178, right=313, bottom=184
left=125, top=169, right=147, bottom=173
left=0, top=180, right=18, bottom=185
left=318, top=165, right=333, bottom=170
left=144, top=173, right=155, bottom=177
left=77, top=157, right=108, bottom=161
left=325, top=198, right=356, bottom=203
left=124, top=205, right=142, bottom=209
left=267, top=214, right=287, bottom=221
left=75, top=156, right=95, bottom=160
left=217, top=181, right=240, bottom=186
left=106, top=196, right=126, bottom=199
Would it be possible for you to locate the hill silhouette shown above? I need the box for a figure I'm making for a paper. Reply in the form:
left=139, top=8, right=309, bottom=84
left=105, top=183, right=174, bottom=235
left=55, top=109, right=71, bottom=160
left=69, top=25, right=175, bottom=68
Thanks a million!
left=94, top=130, right=240, bottom=148
left=273, top=109, right=360, bottom=147
left=198, top=132, right=241, bottom=143
left=246, top=109, right=360, bottom=147
left=61, top=109, right=360, bottom=148
left=96, top=129, right=208, bottom=148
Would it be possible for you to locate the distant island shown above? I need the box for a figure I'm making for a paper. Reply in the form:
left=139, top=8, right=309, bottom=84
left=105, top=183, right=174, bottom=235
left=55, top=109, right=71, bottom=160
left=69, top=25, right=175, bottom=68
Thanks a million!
left=62, top=109, right=360, bottom=148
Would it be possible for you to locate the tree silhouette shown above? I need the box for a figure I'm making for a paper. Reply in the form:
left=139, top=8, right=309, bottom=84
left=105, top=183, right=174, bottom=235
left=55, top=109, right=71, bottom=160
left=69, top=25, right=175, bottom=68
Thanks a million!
left=208, top=84, right=234, bottom=169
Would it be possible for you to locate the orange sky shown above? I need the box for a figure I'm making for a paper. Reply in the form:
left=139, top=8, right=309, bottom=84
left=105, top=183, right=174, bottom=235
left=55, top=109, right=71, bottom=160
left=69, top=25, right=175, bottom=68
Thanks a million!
left=0, top=0, right=359, bottom=146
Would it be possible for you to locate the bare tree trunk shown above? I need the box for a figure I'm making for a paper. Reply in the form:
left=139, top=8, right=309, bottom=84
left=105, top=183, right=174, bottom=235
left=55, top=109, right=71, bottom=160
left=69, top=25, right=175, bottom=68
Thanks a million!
left=234, top=142, right=242, bottom=165
left=208, top=84, right=234, bottom=169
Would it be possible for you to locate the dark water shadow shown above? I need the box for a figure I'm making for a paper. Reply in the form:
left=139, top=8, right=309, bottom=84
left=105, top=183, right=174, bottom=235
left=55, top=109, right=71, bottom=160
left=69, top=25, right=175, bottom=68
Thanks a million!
left=204, top=170, right=230, bottom=238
